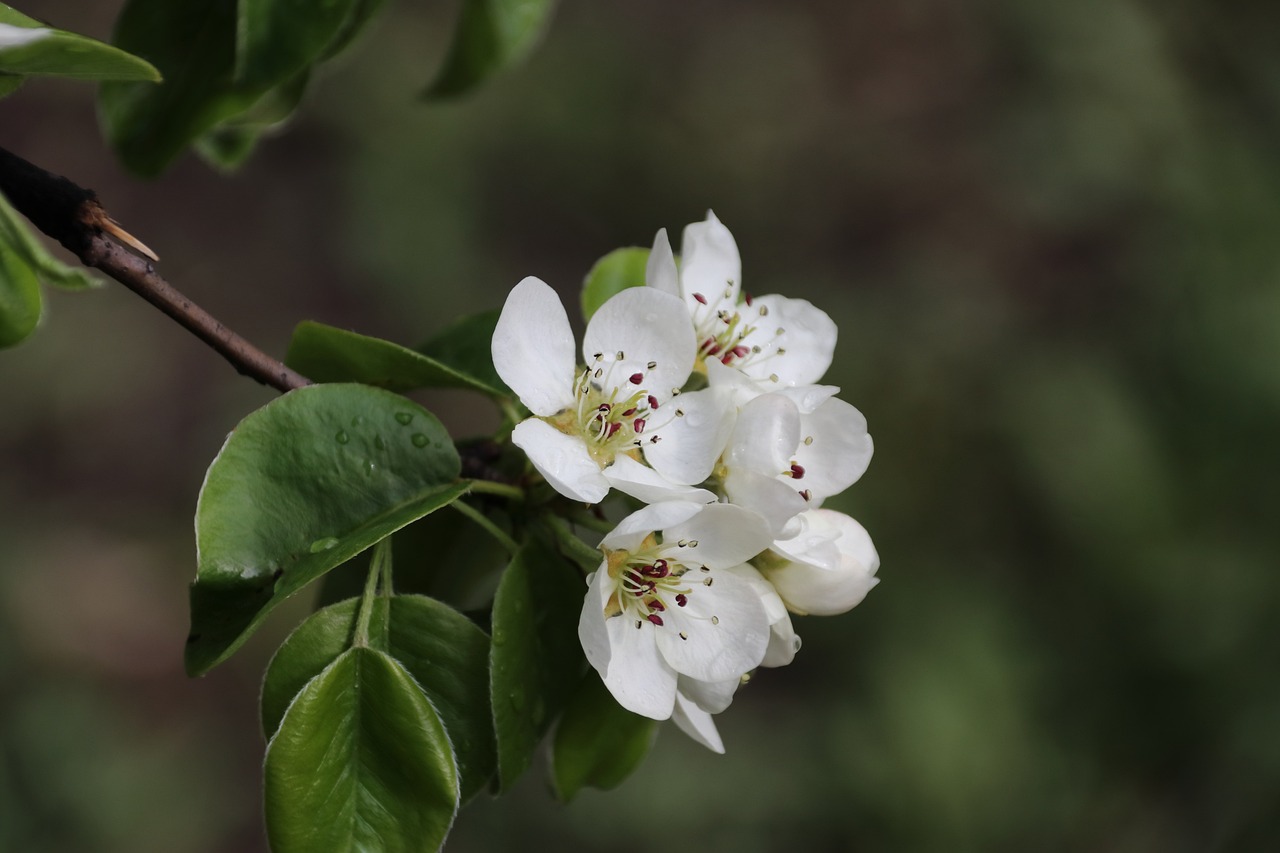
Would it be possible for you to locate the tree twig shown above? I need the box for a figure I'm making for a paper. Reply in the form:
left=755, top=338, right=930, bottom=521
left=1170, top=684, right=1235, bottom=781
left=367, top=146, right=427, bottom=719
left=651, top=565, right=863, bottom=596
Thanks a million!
left=0, top=145, right=310, bottom=393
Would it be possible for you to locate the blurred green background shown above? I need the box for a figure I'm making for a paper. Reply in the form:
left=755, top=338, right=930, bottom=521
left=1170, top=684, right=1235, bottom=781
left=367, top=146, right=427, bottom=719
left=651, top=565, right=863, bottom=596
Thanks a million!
left=4, top=1, right=1280, bottom=850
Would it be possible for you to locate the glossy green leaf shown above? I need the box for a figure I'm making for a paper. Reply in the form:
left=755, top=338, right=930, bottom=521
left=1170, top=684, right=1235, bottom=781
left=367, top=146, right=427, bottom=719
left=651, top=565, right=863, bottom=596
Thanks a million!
left=489, top=539, right=585, bottom=789
left=100, top=0, right=257, bottom=176
left=0, top=190, right=102, bottom=292
left=235, top=0, right=356, bottom=91
left=551, top=672, right=658, bottom=802
left=0, top=238, right=40, bottom=348
left=186, top=383, right=465, bottom=675
left=195, top=72, right=311, bottom=170
left=262, top=594, right=497, bottom=801
left=286, top=320, right=507, bottom=397
left=416, top=309, right=509, bottom=397
left=265, top=647, right=459, bottom=853
left=581, top=247, right=649, bottom=322
left=425, top=0, right=557, bottom=99
left=320, top=0, right=387, bottom=61
left=0, top=6, right=160, bottom=82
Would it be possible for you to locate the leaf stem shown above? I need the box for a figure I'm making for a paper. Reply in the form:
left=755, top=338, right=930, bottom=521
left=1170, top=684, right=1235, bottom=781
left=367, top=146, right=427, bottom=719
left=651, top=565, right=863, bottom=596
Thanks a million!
left=449, top=500, right=519, bottom=556
left=354, top=540, right=391, bottom=648
left=466, top=479, right=524, bottom=500
left=543, top=515, right=603, bottom=574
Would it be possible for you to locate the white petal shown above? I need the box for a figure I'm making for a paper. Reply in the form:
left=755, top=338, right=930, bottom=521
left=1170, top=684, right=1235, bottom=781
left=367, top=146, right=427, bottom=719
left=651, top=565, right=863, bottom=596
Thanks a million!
left=491, top=277, right=577, bottom=416
left=600, top=501, right=704, bottom=552
left=761, top=510, right=880, bottom=616
left=773, top=384, right=840, bottom=415
left=604, top=455, right=717, bottom=504
left=577, top=566, right=616, bottom=676
left=738, top=295, right=837, bottom=387
left=646, top=229, right=680, bottom=297
left=598, top=613, right=679, bottom=719
left=582, top=287, right=695, bottom=402
left=656, top=568, right=769, bottom=681
left=679, top=211, right=742, bottom=312
left=794, top=397, right=873, bottom=500
left=770, top=512, right=841, bottom=571
left=644, top=388, right=735, bottom=486
left=677, top=674, right=740, bottom=715
left=763, top=618, right=801, bottom=668
left=658, top=503, right=774, bottom=569
left=725, top=393, right=801, bottom=477
left=721, top=564, right=800, bottom=668
left=671, top=690, right=725, bottom=754
left=512, top=419, right=609, bottom=503
left=723, top=469, right=807, bottom=539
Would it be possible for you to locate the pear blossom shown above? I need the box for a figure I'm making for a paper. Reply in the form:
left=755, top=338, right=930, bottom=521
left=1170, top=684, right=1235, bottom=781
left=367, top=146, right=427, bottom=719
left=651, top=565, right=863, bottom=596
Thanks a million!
left=492, top=277, right=724, bottom=503
left=578, top=501, right=775, bottom=721
left=717, top=388, right=874, bottom=537
left=647, top=211, right=838, bottom=392
left=756, top=509, right=880, bottom=616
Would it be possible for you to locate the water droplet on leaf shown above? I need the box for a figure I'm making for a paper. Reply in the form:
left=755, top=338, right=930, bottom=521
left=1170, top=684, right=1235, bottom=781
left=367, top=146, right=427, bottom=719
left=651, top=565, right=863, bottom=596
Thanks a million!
left=309, top=537, right=340, bottom=553
left=395, top=412, right=413, bottom=425
left=335, top=430, right=349, bottom=445
left=411, top=433, right=429, bottom=448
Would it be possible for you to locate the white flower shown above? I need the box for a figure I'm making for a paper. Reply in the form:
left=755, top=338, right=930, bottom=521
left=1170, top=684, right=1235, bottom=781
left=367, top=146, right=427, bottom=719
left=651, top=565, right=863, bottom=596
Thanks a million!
left=492, top=277, right=724, bottom=503
left=719, top=388, right=874, bottom=537
left=757, top=509, right=880, bottom=616
left=647, top=211, right=838, bottom=392
left=577, top=501, right=775, bottom=721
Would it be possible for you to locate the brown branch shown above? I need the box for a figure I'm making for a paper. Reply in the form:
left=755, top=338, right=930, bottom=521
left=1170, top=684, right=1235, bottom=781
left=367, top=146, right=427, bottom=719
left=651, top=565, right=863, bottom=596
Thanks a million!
left=0, top=145, right=310, bottom=393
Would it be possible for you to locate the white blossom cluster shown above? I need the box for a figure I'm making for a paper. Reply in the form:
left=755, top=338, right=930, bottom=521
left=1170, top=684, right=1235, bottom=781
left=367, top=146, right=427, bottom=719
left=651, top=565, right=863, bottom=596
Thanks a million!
left=491, top=212, right=878, bottom=752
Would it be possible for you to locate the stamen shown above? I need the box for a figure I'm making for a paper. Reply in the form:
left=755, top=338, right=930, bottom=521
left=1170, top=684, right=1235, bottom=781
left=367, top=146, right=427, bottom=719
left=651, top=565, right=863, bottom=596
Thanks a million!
left=789, top=463, right=805, bottom=479
left=647, top=361, right=657, bottom=369
left=647, top=613, right=664, bottom=626
left=693, top=292, right=708, bottom=305
left=616, top=350, right=625, bottom=360
left=759, top=306, right=769, bottom=317
left=647, top=395, right=659, bottom=409
left=679, top=631, right=688, bottom=640
left=803, top=435, right=814, bottom=446
left=629, top=373, right=643, bottom=385
left=800, top=489, right=812, bottom=501
left=633, top=418, right=646, bottom=433
left=676, top=594, right=688, bottom=607
left=710, top=616, right=720, bottom=625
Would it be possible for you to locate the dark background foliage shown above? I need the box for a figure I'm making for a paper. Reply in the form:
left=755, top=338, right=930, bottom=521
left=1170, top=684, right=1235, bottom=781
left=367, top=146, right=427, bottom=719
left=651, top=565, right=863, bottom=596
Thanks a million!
left=3, top=1, right=1280, bottom=850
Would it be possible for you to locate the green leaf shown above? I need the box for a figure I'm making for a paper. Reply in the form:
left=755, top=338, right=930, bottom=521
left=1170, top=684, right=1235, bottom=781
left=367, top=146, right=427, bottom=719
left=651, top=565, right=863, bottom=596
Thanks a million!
left=262, top=594, right=497, bottom=801
left=234, top=0, right=357, bottom=91
left=186, top=383, right=465, bottom=676
left=489, top=539, right=585, bottom=789
left=265, top=647, right=459, bottom=853
left=320, top=0, right=387, bottom=61
left=195, top=72, right=311, bottom=170
left=1, top=189, right=102, bottom=292
left=416, top=309, right=509, bottom=397
left=286, top=320, right=507, bottom=397
left=551, top=672, right=658, bottom=802
left=0, top=6, right=161, bottom=82
left=0, top=237, right=41, bottom=348
left=424, top=0, right=557, bottom=99
left=581, top=247, right=649, bottom=322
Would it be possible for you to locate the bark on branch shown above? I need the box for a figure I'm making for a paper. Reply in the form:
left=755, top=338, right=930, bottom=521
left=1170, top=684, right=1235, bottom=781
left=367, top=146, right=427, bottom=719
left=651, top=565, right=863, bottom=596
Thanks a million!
left=0, top=145, right=310, bottom=393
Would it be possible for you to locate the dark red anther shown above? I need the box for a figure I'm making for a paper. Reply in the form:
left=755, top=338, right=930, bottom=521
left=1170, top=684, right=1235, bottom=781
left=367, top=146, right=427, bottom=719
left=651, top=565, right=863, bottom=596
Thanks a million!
left=745, top=293, right=753, bottom=306
left=649, top=599, right=666, bottom=611
left=647, top=395, right=659, bottom=410
left=598, top=403, right=611, bottom=412
left=629, top=373, right=644, bottom=385
left=675, top=594, right=688, bottom=607
left=693, top=292, right=708, bottom=305
left=652, top=559, right=669, bottom=577
left=706, top=343, right=722, bottom=356
left=621, top=407, right=637, bottom=417
left=646, top=613, right=665, bottom=626
left=731, top=345, right=750, bottom=359
left=721, top=354, right=733, bottom=365
left=790, top=463, right=806, bottom=480
left=607, top=422, right=623, bottom=438
left=633, top=418, right=646, bottom=433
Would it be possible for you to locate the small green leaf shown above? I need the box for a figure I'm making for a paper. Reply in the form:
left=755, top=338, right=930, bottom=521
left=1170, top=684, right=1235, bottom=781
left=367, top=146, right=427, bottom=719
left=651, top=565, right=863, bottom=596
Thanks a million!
left=0, top=190, right=102, bottom=291
left=0, top=237, right=41, bottom=348
left=551, top=672, right=658, bottom=802
left=262, top=594, right=497, bottom=801
left=194, top=72, right=310, bottom=170
left=0, top=7, right=161, bottom=82
left=581, top=247, right=649, bottom=322
left=425, top=0, right=557, bottom=99
left=416, top=309, right=509, bottom=397
left=489, top=539, right=585, bottom=789
left=186, top=384, right=466, bottom=676
left=265, top=647, right=459, bottom=853
left=235, top=0, right=356, bottom=91
left=286, top=320, right=507, bottom=397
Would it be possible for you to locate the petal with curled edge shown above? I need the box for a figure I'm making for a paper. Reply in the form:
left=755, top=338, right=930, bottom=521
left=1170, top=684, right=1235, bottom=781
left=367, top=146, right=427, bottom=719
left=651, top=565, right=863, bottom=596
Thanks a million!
left=646, top=228, right=680, bottom=297
left=739, top=295, right=837, bottom=388
left=679, top=211, right=741, bottom=314
left=511, top=418, right=608, bottom=503
left=677, top=674, right=740, bottom=715
left=599, top=501, right=704, bottom=553
left=761, top=510, right=880, bottom=617
left=725, top=393, right=801, bottom=476
left=604, top=455, right=716, bottom=505
left=723, top=468, right=807, bottom=540
left=671, top=689, right=725, bottom=754
left=794, top=396, right=873, bottom=501
left=491, top=277, right=576, bottom=416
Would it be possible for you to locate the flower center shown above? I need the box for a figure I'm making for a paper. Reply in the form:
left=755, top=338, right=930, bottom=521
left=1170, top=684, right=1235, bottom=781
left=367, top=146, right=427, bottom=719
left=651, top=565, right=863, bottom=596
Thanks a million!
left=548, top=352, right=670, bottom=465
left=603, top=537, right=714, bottom=637
left=690, top=289, right=786, bottom=381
